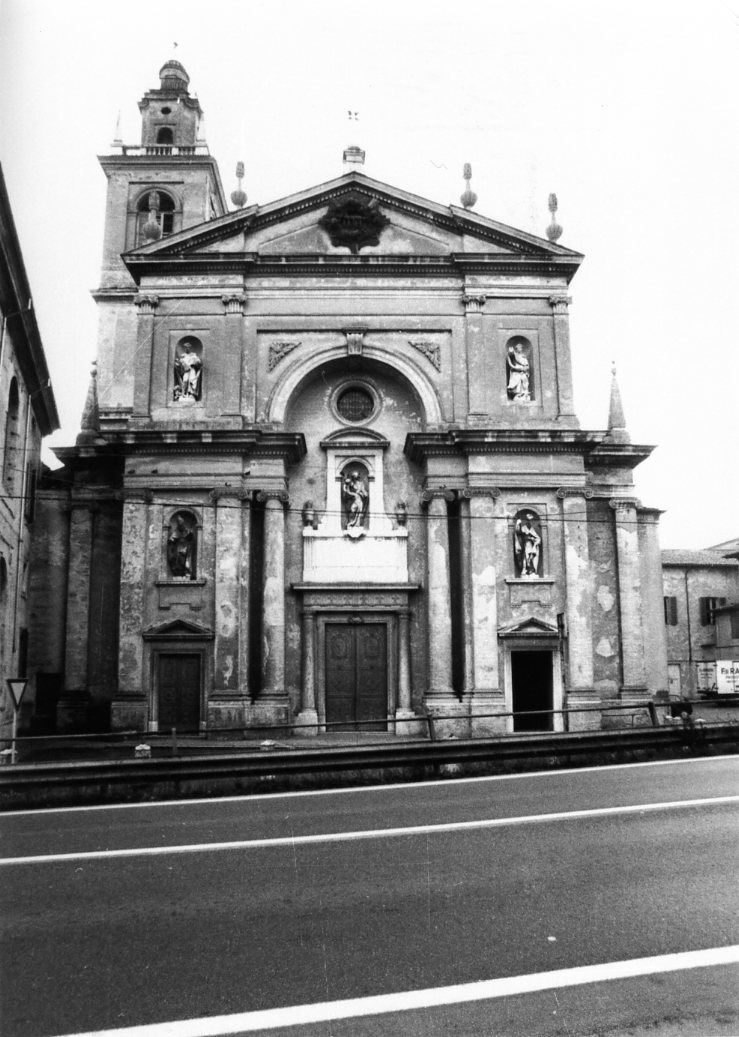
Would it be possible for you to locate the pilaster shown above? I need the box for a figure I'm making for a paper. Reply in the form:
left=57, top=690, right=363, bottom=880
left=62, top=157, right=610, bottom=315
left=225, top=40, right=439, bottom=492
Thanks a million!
left=63, top=502, right=94, bottom=692
left=221, top=293, right=246, bottom=416
left=611, top=497, right=647, bottom=696
left=132, top=295, right=159, bottom=417
left=549, top=295, right=575, bottom=420
left=210, top=487, right=249, bottom=710
left=559, top=488, right=598, bottom=729
left=463, top=293, right=488, bottom=419
left=257, top=490, right=289, bottom=705
left=113, top=490, right=152, bottom=728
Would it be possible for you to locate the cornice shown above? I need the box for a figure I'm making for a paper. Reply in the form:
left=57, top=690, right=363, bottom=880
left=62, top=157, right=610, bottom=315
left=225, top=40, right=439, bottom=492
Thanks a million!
left=122, top=251, right=582, bottom=286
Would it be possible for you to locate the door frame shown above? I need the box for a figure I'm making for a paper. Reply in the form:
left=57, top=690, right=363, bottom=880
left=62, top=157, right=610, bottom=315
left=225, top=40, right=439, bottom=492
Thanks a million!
left=502, top=640, right=563, bottom=734
left=152, top=649, right=205, bottom=733
left=315, top=612, right=396, bottom=728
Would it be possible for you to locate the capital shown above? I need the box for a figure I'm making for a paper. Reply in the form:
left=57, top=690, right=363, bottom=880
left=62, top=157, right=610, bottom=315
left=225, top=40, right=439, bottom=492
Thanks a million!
left=609, top=497, right=640, bottom=511
left=257, top=489, right=289, bottom=506
left=421, top=488, right=457, bottom=505
left=548, top=295, right=572, bottom=314
left=134, top=294, right=159, bottom=313
left=461, top=486, right=500, bottom=499
left=209, top=484, right=249, bottom=502
left=557, top=487, right=593, bottom=499
left=462, top=294, right=486, bottom=313
left=221, top=293, right=247, bottom=315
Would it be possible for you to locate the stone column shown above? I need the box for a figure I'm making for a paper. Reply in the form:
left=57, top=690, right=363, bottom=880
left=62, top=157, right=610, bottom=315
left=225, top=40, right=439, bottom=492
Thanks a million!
left=423, top=491, right=456, bottom=705
left=465, top=488, right=505, bottom=734
left=611, top=498, right=647, bottom=696
left=210, top=488, right=249, bottom=728
left=221, top=294, right=246, bottom=416
left=638, top=508, right=669, bottom=699
left=113, top=491, right=151, bottom=730
left=394, top=608, right=417, bottom=735
left=257, top=491, right=289, bottom=718
left=549, top=296, right=575, bottom=420
left=132, top=295, right=158, bottom=417
left=60, top=501, right=94, bottom=730
left=295, top=609, right=318, bottom=733
left=559, top=489, right=597, bottom=729
left=464, top=294, right=488, bottom=419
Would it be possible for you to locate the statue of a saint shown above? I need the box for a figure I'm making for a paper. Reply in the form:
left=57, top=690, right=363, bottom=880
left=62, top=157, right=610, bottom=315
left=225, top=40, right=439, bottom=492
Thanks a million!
left=342, top=469, right=368, bottom=530
left=507, top=343, right=531, bottom=402
left=174, top=346, right=203, bottom=401
left=167, top=513, right=196, bottom=578
left=514, top=512, right=541, bottom=577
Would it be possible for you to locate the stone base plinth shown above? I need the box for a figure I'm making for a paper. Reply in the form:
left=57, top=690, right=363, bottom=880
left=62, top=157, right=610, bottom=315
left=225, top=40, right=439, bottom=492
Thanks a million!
left=56, top=691, right=92, bottom=733
left=111, top=696, right=147, bottom=732
left=245, top=699, right=291, bottom=735
left=294, top=709, right=319, bottom=736
left=393, top=709, right=423, bottom=738
left=469, top=693, right=507, bottom=737
left=565, top=692, right=602, bottom=731
left=207, top=698, right=248, bottom=732
left=423, top=699, right=470, bottom=739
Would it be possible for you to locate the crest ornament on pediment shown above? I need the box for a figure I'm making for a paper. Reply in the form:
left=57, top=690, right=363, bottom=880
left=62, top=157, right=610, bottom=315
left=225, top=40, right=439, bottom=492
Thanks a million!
left=319, top=197, right=390, bottom=254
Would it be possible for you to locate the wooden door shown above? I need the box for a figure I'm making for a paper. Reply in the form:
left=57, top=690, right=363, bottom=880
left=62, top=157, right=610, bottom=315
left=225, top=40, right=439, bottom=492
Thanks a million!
left=157, top=653, right=201, bottom=732
left=325, top=624, right=387, bottom=731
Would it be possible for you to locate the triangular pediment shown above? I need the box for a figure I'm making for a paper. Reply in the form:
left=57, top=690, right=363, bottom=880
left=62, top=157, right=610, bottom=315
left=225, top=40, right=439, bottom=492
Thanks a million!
left=143, top=617, right=214, bottom=640
left=123, top=171, right=583, bottom=279
left=498, top=615, right=560, bottom=639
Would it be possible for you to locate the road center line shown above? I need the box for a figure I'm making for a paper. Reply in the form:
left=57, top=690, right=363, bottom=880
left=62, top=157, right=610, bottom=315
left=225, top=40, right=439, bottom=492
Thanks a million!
left=54, top=945, right=739, bottom=1037
left=2, top=794, right=738, bottom=865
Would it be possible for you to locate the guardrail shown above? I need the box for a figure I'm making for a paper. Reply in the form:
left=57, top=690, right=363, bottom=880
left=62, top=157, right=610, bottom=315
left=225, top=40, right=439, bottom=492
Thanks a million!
left=1, top=722, right=737, bottom=810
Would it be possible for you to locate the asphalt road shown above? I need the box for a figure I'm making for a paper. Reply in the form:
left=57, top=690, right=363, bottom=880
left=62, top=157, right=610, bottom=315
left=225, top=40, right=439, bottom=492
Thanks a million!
left=1, top=757, right=737, bottom=1037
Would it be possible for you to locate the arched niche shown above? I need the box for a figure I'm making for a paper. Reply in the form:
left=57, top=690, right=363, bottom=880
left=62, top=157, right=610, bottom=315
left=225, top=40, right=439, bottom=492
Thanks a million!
left=506, top=336, right=535, bottom=402
left=164, top=509, right=200, bottom=580
left=268, top=347, right=442, bottom=427
left=134, top=188, right=180, bottom=243
left=173, top=336, right=203, bottom=403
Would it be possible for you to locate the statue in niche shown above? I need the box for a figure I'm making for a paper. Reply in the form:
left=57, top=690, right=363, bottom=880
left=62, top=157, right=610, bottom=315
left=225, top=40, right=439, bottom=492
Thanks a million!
left=514, top=511, right=542, bottom=577
left=167, top=512, right=197, bottom=578
left=342, top=468, right=369, bottom=531
left=507, top=341, right=531, bottom=402
left=173, top=339, right=203, bottom=401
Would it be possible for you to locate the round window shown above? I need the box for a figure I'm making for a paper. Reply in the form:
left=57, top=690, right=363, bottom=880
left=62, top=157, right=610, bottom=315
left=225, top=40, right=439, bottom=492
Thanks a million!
left=336, top=386, right=375, bottom=423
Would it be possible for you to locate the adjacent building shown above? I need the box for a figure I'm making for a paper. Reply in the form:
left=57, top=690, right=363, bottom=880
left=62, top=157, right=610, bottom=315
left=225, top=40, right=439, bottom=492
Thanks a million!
left=0, top=165, right=59, bottom=737
left=662, top=548, right=739, bottom=698
left=28, top=61, right=670, bottom=737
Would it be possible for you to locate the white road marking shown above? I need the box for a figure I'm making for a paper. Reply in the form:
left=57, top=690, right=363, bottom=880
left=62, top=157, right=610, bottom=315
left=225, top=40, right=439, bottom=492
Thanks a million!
left=54, top=945, right=739, bottom=1036
left=1, top=754, right=736, bottom=817
left=2, top=794, right=737, bottom=866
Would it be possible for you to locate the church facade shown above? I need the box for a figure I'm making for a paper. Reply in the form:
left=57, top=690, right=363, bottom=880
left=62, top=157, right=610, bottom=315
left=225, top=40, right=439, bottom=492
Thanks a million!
left=30, top=61, right=669, bottom=737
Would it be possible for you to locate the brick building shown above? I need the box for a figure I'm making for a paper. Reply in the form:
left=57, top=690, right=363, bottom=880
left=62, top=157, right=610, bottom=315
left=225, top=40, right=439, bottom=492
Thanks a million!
left=28, top=61, right=669, bottom=736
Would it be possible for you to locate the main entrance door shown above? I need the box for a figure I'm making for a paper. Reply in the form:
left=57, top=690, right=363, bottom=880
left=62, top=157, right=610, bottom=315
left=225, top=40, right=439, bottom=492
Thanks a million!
left=511, top=650, right=553, bottom=731
left=157, top=653, right=201, bottom=732
left=325, top=623, right=387, bottom=731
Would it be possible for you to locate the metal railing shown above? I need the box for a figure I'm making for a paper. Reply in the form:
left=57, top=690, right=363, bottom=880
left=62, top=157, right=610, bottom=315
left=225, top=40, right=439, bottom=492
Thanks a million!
left=2, top=699, right=714, bottom=764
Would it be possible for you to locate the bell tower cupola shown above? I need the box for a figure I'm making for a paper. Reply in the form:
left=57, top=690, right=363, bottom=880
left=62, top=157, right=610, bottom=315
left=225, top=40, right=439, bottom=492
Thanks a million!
left=139, top=60, right=203, bottom=149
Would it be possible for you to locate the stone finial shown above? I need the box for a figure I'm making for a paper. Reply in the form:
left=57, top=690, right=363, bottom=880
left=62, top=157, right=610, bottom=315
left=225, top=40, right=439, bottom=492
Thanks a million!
left=460, top=163, right=477, bottom=210
left=76, top=362, right=104, bottom=445
left=231, top=161, right=247, bottom=208
left=546, top=192, right=563, bottom=242
left=343, top=144, right=365, bottom=167
left=142, top=191, right=162, bottom=242
left=607, top=363, right=630, bottom=443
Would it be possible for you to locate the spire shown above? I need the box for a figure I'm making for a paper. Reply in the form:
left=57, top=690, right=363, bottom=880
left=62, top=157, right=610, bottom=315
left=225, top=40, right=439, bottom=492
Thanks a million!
left=460, top=163, right=477, bottom=209
left=546, top=192, right=563, bottom=242
left=231, top=162, right=247, bottom=208
left=607, top=363, right=630, bottom=442
left=76, top=362, right=104, bottom=445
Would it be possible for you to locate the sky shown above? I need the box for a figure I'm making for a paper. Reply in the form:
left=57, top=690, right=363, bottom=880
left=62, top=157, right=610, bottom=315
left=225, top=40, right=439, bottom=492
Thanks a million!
left=0, top=0, right=737, bottom=549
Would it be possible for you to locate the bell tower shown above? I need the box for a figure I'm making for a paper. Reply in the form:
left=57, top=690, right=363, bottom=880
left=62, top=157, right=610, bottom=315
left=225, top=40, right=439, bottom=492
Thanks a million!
left=96, top=60, right=227, bottom=289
